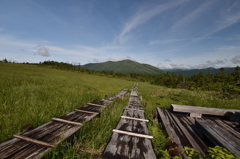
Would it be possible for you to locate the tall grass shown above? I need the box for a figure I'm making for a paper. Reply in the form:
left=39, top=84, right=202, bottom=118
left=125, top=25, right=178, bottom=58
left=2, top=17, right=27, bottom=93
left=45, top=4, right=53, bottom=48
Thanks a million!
left=0, top=63, right=132, bottom=142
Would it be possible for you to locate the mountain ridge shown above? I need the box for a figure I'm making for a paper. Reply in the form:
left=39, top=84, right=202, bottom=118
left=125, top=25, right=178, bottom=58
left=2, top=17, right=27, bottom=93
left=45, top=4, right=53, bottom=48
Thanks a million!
left=81, top=60, right=165, bottom=74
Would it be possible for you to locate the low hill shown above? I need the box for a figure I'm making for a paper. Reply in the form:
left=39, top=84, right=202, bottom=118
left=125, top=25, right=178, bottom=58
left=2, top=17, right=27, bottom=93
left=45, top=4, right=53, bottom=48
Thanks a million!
left=165, top=67, right=236, bottom=76
left=81, top=60, right=164, bottom=74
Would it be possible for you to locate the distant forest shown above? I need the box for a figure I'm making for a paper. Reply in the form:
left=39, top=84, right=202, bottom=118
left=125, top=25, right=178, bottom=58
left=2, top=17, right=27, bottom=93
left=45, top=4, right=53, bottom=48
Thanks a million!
left=2, top=59, right=240, bottom=98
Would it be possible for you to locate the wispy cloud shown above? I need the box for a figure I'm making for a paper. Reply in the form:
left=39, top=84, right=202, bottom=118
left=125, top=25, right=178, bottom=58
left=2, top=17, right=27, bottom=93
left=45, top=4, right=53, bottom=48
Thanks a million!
left=170, top=1, right=215, bottom=32
left=149, top=37, right=218, bottom=45
left=202, top=1, right=240, bottom=37
left=116, top=0, right=188, bottom=43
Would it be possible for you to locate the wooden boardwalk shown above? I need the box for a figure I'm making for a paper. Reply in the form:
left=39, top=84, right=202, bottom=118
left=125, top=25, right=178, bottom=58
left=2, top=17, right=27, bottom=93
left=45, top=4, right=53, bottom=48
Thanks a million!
left=156, top=104, right=240, bottom=158
left=102, top=88, right=156, bottom=159
left=0, top=89, right=128, bottom=159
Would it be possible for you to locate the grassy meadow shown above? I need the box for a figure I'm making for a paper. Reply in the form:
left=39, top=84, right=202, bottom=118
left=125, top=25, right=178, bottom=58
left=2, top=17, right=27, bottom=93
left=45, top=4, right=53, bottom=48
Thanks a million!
left=0, top=62, right=132, bottom=143
left=1, top=62, right=240, bottom=158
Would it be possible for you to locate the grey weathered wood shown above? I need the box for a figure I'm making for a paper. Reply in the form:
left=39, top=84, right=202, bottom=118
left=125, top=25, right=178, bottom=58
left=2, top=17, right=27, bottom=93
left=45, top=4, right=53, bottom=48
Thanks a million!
left=196, top=119, right=240, bottom=157
left=0, top=88, right=128, bottom=159
left=102, top=87, right=156, bottom=159
left=171, top=104, right=240, bottom=118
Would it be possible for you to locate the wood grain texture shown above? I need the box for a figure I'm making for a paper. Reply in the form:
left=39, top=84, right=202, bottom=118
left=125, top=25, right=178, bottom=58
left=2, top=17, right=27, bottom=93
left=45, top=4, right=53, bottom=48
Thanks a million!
left=102, top=89, right=156, bottom=159
left=196, top=119, right=240, bottom=157
left=0, top=89, right=128, bottom=159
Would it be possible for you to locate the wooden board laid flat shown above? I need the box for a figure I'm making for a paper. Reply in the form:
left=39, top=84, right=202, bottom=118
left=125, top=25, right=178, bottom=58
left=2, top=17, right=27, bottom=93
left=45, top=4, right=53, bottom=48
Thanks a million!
left=157, top=107, right=208, bottom=158
left=102, top=88, right=156, bottom=159
left=196, top=119, right=240, bottom=157
left=171, top=104, right=240, bottom=117
left=0, top=89, right=128, bottom=159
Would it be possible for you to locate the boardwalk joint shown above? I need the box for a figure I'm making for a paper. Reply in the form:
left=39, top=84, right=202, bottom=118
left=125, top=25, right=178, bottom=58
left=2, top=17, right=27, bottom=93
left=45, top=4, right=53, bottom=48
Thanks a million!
left=112, top=129, right=153, bottom=139
left=52, top=118, right=83, bottom=126
left=14, top=134, right=54, bottom=148
left=121, top=116, right=149, bottom=122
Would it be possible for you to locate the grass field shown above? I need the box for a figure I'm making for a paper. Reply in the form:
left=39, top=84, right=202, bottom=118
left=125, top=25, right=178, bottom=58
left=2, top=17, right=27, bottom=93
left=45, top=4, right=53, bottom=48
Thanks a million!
left=1, top=62, right=240, bottom=158
left=0, top=63, right=132, bottom=143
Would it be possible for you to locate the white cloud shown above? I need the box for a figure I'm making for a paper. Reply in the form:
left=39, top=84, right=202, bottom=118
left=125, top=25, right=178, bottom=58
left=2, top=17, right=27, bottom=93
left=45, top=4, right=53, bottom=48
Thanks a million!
left=35, top=45, right=50, bottom=57
left=90, top=56, right=135, bottom=63
left=116, top=0, right=188, bottom=43
left=231, top=55, right=240, bottom=64
left=158, top=59, right=227, bottom=70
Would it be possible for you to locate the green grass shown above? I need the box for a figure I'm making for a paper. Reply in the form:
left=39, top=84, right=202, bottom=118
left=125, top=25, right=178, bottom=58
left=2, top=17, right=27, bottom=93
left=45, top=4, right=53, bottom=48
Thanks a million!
left=1, top=63, right=240, bottom=158
left=0, top=63, right=132, bottom=142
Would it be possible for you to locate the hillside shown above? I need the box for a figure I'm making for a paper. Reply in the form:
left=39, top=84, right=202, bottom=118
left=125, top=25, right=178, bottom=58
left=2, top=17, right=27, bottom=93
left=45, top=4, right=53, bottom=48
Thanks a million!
left=165, top=67, right=236, bottom=76
left=81, top=60, right=164, bottom=74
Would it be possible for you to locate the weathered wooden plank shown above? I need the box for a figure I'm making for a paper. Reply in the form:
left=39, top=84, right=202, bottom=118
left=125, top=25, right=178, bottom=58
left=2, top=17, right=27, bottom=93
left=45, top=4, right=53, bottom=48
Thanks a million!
left=170, top=114, right=207, bottom=156
left=171, top=104, right=240, bottom=118
left=13, top=135, right=54, bottom=148
left=196, top=119, right=240, bottom=157
left=130, top=137, right=156, bottom=159
left=157, top=108, right=187, bottom=159
left=102, top=87, right=156, bottom=159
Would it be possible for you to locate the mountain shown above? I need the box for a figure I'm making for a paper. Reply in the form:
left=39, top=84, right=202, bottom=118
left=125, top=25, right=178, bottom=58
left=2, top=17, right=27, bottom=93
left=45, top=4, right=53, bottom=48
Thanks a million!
left=81, top=60, right=164, bottom=74
left=164, top=67, right=236, bottom=76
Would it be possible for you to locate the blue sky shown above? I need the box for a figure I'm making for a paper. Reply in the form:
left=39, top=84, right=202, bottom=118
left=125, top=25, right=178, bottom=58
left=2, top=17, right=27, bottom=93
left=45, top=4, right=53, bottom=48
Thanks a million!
left=0, top=0, right=240, bottom=69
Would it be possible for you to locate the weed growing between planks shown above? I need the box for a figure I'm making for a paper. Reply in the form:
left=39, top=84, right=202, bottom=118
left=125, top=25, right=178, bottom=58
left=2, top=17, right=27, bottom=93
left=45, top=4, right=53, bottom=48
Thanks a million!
left=45, top=97, right=129, bottom=158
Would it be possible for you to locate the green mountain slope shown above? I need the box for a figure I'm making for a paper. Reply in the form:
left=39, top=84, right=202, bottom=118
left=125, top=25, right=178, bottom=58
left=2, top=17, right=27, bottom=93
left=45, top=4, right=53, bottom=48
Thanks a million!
left=81, top=60, right=164, bottom=74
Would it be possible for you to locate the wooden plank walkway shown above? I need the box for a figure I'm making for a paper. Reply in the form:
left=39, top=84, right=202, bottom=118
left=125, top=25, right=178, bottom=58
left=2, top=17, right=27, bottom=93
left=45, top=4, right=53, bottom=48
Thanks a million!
left=0, top=89, right=128, bottom=159
left=156, top=104, right=240, bottom=158
left=102, top=88, right=157, bottom=159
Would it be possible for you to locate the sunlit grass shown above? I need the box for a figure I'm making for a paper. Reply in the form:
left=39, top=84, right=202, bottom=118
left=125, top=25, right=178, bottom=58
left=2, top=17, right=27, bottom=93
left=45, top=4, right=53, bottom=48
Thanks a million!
left=0, top=63, right=132, bottom=142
